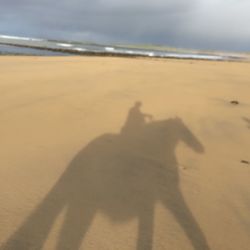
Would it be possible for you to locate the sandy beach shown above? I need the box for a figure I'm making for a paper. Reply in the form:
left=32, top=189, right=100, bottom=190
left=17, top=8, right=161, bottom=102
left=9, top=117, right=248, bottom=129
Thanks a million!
left=0, top=56, right=250, bottom=250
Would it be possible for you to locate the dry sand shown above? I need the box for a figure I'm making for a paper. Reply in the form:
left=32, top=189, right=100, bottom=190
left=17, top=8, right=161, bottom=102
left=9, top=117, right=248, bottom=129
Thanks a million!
left=0, top=56, right=250, bottom=250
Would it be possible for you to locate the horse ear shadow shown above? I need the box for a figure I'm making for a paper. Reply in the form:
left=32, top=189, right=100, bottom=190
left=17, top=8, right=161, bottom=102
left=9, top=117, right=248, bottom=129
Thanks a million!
left=187, top=136, right=205, bottom=154
left=195, top=143, right=205, bottom=154
left=177, top=121, right=205, bottom=154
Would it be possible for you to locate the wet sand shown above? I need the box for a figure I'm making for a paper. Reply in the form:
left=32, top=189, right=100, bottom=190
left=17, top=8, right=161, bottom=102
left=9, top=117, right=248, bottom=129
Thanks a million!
left=0, top=56, right=250, bottom=250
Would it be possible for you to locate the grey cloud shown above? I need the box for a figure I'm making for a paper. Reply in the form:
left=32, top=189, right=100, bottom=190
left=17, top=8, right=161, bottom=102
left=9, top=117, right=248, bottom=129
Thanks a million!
left=0, top=0, right=249, bottom=51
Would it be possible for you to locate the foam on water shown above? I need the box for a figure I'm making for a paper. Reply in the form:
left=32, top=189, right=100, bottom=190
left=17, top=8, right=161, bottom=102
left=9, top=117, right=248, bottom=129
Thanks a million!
left=0, top=34, right=43, bottom=42
left=105, top=47, right=115, bottom=52
left=126, top=50, right=135, bottom=54
left=73, top=47, right=86, bottom=52
left=57, top=43, right=73, bottom=47
left=163, top=53, right=224, bottom=60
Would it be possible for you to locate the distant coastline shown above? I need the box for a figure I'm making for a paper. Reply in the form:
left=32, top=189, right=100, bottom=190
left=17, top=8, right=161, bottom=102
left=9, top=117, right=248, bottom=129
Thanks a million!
left=0, top=34, right=247, bottom=61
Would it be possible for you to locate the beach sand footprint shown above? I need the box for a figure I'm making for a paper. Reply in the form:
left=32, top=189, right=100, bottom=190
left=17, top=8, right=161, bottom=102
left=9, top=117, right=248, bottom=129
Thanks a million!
left=242, top=117, right=250, bottom=129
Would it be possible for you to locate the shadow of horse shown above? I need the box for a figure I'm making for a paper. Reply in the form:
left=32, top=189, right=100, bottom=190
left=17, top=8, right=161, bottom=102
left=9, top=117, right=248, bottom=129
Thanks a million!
left=1, top=103, right=209, bottom=250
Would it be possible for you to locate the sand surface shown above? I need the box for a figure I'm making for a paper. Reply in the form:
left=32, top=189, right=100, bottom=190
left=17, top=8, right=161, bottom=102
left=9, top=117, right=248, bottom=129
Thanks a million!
left=0, top=56, right=250, bottom=250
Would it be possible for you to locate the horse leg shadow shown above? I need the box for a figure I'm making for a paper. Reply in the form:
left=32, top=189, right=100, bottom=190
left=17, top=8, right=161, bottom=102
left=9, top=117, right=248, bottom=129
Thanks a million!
left=55, top=205, right=95, bottom=250
left=163, top=188, right=210, bottom=250
left=1, top=193, right=65, bottom=250
left=136, top=203, right=154, bottom=250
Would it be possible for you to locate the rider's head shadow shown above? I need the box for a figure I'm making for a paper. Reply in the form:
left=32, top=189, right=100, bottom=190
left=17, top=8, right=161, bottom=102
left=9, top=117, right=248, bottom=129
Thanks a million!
left=121, top=101, right=153, bottom=134
left=1, top=102, right=209, bottom=250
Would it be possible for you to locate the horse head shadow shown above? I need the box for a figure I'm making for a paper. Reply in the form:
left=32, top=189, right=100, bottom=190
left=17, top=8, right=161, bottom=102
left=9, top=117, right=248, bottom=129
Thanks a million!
left=1, top=102, right=209, bottom=250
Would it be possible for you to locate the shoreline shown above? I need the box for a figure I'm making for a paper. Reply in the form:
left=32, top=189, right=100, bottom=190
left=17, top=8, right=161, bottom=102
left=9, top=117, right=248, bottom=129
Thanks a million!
left=1, top=40, right=246, bottom=62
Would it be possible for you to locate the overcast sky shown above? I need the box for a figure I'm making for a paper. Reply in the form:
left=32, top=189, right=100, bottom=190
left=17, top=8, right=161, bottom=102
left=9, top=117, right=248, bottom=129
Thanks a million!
left=0, top=0, right=249, bottom=51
